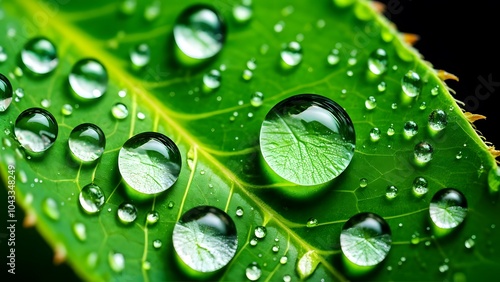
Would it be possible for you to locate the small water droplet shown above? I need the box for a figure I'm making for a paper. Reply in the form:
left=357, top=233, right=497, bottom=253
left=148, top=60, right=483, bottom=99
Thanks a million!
left=108, top=251, right=125, bottom=273
left=111, top=103, right=128, bottom=120
left=386, top=124, right=395, bottom=136
left=144, top=0, right=161, bottom=21
left=137, top=112, right=146, bottom=120
left=401, top=70, right=422, bottom=98
left=283, top=274, right=291, bottom=282
left=69, top=58, right=108, bottom=100
left=87, top=252, right=98, bottom=268
left=431, top=85, right=440, bottom=96
left=14, top=107, right=58, bottom=155
left=236, top=206, right=244, bottom=217
left=254, top=226, right=267, bottom=239
left=42, top=197, right=60, bottom=220
left=246, top=58, right=257, bottom=70
left=367, top=48, right=388, bottom=75
left=245, top=262, right=262, bottom=281
left=0, top=46, right=7, bottom=63
left=370, top=127, right=381, bottom=142
left=327, top=49, right=340, bottom=66
left=272, top=245, right=280, bottom=253
left=412, top=176, right=428, bottom=197
left=117, top=202, right=138, bottom=224
left=242, top=69, right=253, bottom=81
left=391, top=102, right=398, bottom=110
left=414, top=141, right=433, bottom=164
left=153, top=239, right=162, bottom=249
left=69, top=123, right=106, bottom=163
left=79, top=183, right=105, bottom=214
left=72, top=222, right=87, bottom=241
left=21, top=37, right=58, bottom=75
left=456, top=151, right=463, bottom=160
left=61, top=104, right=73, bottom=116
left=168, top=201, right=175, bottom=208
left=250, top=91, right=264, bottom=107
left=280, top=256, right=288, bottom=264
left=233, top=2, right=252, bottom=24
left=419, top=101, right=427, bottom=110
left=130, top=43, right=150, bottom=69
left=464, top=236, right=475, bottom=249
left=280, top=41, right=302, bottom=69
left=142, top=260, right=151, bottom=270
left=403, top=120, right=418, bottom=138
left=306, top=217, right=318, bottom=228
left=365, top=96, right=377, bottom=110
left=430, top=188, right=468, bottom=229
left=438, top=264, right=449, bottom=273
left=146, top=210, right=160, bottom=225
left=120, top=0, right=137, bottom=15
left=274, top=20, right=285, bottom=33
left=377, top=81, right=386, bottom=93
left=40, top=98, right=51, bottom=108
left=359, top=177, right=368, bottom=188
left=385, top=185, right=398, bottom=200
left=428, top=109, right=448, bottom=131
left=0, top=73, right=13, bottom=112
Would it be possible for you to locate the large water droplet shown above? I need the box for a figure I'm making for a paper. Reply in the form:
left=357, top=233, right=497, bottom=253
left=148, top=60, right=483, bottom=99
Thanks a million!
left=69, top=58, right=108, bottom=100
left=130, top=43, right=150, bottom=69
left=428, top=109, right=447, bottom=132
left=173, top=4, right=226, bottom=64
left=0, top=73, right=13, bottom=112
left=401, top=70, right=422, bottom=98
left=245, top=262, right=262, bottom=281
left=118, top=132, right=181, bottom=200
left=260, top=94, right=356, bottom=186
left=117, top=202, right=138, bottom=224
left=79, top=183, right=105, bottom=214
left=14, top=107, right=58, bottom=155
left=429, top=188, right=468, bottom=229
left=173, top=206, right=238, bottom=274
left=367, top=48, right=388, bottom=75
left=21, top=37, right=58, bottom=75
left=414, top=141, right=433, bottom=164
left=69, top=123, right=106, bottom=163
left=280, top=41, right=302, bottom=69
left=340, top=212, right=392, bottom=266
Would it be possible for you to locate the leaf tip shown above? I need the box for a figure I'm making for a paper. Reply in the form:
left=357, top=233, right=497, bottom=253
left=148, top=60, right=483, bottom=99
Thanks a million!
left=437, top=70, right=459, bottom=82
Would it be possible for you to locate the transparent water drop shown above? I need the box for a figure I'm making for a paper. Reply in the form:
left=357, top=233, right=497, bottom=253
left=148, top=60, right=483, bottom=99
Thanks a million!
left=87, top=252, right=98, bottom=268
left=173, top=206, right=238, bottom=273
left=283, top=274, right=291, bottom=282
left=79, top=183, right=105, bottom=214
left=403, top=120, right=418, bottom=138
left=385, top=185, right=398, bottom=200
left=0, top=73, right=13, bottom=112
left=117, top=202, right=138, bottom=224
left=233, top=3, right=252, bottom=24
left=465, top=236, right=476, bottom=249
left=242, top=69, right=253, bottom=81
left=42, top=197, right=60, bottom=220
left=280, top=256, right=288, bottom=264
left=246, top=58, right=257, bottom=70
left=146, top=210, right=160, bottom=225
left=431, top=85, right=440, bottom=96
left=428, top=109, right=447, bottom=131
left=365, top=96, right=377, bottom=110
left=391, top=102, right=398, bottom=110
left=144, top=0, right=161, bottom=21
left=306, top=217, right=318, bottom=228
left=280, top=41, right=302, bottom=68
left=72, top=222, right=87, bottom=241
left=61, top=104, right=73, bottom=116
left=250, top=91, right=264, bottom=107
left=414, top=141, right=433, bottom=164
left=0, top=46, right=7, bottom=63
left=202, top=69, right=221, bottom=92
left=272, top=245, right=280, bottom=252
left=370, top=127, right=381, bottom=142
left=142, top=261, right=151, bottom=271
left=21, top=37, right=58, bottom=75
left=119, top=0, right=137, bottom=15
left=40, top=98, right=51, bottom=108
left=249, top=238, right=258, bottom=246
left=340, top=212, right=392, bottom=266
left=168, top=201, right=175, bottom=208
left=429, top=188, right=468, bottom=229
left=254, top=226, right=267, bottom=239
left=260, top=94, right=356, bottom=186
left=69, top=123, right=106, bottom=163
left=130, top=43, right=150, bottom=69
left=236, top=206, right=244, bottom=217
left=367, top=48, right=388, bottom=75
left=419, top=101, right=427, bottom=110
left=401, top=70, right=422, bottom=98
left=173, top=4, right=226, bottom=64
left=377, top=81, right=386, bottom=92
left=327, top=49, right=340, bottom=66
left=108, top=251, right=125, bottom=273
left=455, top=151, right=463, bottom=160
left=412, top=176, right=428, bottom=197
left=14, top=107, right=58, bottom=155
left=111, top=103, right=128, bottom=120
left=118, top=132, right=181, bottom=199
left=153, top=239, right=162, bottom=249
left=274, top=20, right=285, bottom=33
left=14, top=66, right=23, bottom=77
left=68, top=58, right=108, bottom=100
left=359, top=178, right=368, bottom=188
left=245, top=262, right=262, bottom=281
left=386, top=124, right=395, bottom=136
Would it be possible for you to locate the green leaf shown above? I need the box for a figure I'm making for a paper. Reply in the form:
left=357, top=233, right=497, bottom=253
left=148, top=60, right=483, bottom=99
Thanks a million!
left=1, top=0, right=499, bottom=281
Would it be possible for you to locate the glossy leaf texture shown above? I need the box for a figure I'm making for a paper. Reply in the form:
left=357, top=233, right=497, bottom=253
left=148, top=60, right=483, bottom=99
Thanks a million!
left=1, top=0, right=499, bottom=281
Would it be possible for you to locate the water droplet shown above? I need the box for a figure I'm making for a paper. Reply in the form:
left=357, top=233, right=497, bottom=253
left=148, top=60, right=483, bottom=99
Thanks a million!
left=412, top=176, right=428, bottom=197
left=411, top=233, right=420, bottom=245
left=246, top=58, right=257, bottom=70
left=250, top=91, right=264, bottom=107
left=137, top=112, right=146, bottom=120
left=274, top=20, right=285, bottom=33
left=391, top=102, right=398, bottom=110
left=69, top=123, right=106, bottom=163
left=245, top=262, right=262, bottom=281
left=272, top=245, right=280, bottom=252
left=242, top=69, right=253, bottom=81
left=72, top=222, right=86, bottom=241
left=306, top=217, right=318, bottom=227
left=0, top=46, right=7, bottom=63
left=119, top=0, right=137, bottom=15
left=236, top=206, right=244, bottom=217
left=359, top=178, right=368, bottom=188
left=130, top=43, right=150, bottom=69
left=419, top=101, right=427, bottom=110
left=0, top=73, right=13, bottom=112
left=42, top=197, right=60, bottom=220
left=14, top=107, right=58, bottom=155
left=260, top=94, right=356, bottom=186
left=87, top=252, right=98, bottom=268
left=146, top=210, right=160, bottom=225
left=283, top=274, right=291, bottom=282
left=385, top=185, right=398, bottom=200
left=465, top=236, right=475, bottom=249
left=438, top=264, right=449, bottom=273
left=254, top=226, right=267, bottom=239
left=173, top=5, right=226, bottom=64
left=79, top=183, right=105, bottom=214
left=327, top=49, right=340, bottom=66
left=428, top=109, right=447, bottom=131
left=429, top=188, right=468, bottom=229
left=370, top=127, right=381, bottom=142
left=401, top=70, right=422, bottom=98
left=21, top=37, right=58, bottom=75
left=340, top=212, right=392, bottom=266
left=456, top=151, right=463, bottom=160
left=111, top=103, right=128, bottom=120
left=203, top=69, right=221, bottom=92
left=386, top=124, right=395, bottom=136
left=280, top=256, right=288, bottom=264
left=118, top=132, right=181, bottom=200
left=377, top=81, right=386, bottom=93
left=403, top=120, right=418, bottom=138
left=61, top=104, right=73, bottom=116
left=117, top=202, right=138, bottom=224
left=144, top=0, right=160, bottom=21
left=367, top=48, right=388, bottom=75
left=365, top=96, right=377, bottom=110
left=108, top=251, right=125, bottom=273
left=280, top=41, right=302, bottom=69
left=142, top=260, right=151, bottom=270
left=168, top=201, right=175, bottom=208
left=40, top=98, right=51, bottom=108
left=250, top=238, right=258, bottom=246
left=431, top=85, right=440, bottom=96
left=69, top=58, right=108, bottom=100
left=14, top=66, right=23, bottom=77
left=414, top=141, right=433, bottom=164
left=233, top=3, right=252, bottom=24
left=173, top=206, right=238, bottom=273
left=153, top=239, right=162, bottom=249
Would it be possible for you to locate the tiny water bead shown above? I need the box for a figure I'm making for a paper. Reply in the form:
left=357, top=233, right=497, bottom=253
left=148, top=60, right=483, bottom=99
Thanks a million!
left=118, top=132, right=181, bottom=200
left=359, top=178, right=368, bottom=188
left=327, top=48, right=340, bottom=66
left=428, top=109, right=448, bottom=131
left=79, top=183, right=105, bottom=214
left=72, top=222, right=87, bottom=241
left=21, top=37, right=58, bottom=75
left=173, top=4, right=226, bottom=63
left=429, top=188, right=468, bottom=229
left=414, top=141, right=433, bottom=164
left=401, top=70, right=422, bottom=98
left=172, top=206, right=238, bottom=274
left=385, top=185, right=398, bottom=200
left=146, top=210, right=160, bottom=225
left=235, top=206, right=244, bottom=217
left=111, top=103, right=128, bottom=120
left=412, top=176, right=429, bottom=197
left=68, top=123, right=106, bottom=163
left=403, top=120, right=418, bottom=138
left=117, top=202, right=138, bottom=224
left=370, top=127, right=381, bottom=142
left=202, top=69, right=221, bottom=92
left=280, top=41, right=302, bottom=69
left=365, top=96, right=377, bottom=110
left=245, top=262, right=262, bottom=281
left=367, top=48, right=388, bottom=75
left=250, top=91, right=264, bottom=107
left=306, top=217, right=318, bottom=227
left=130, top=43, right=150, bottom=69
left=340, top=212, right=392, bottom=267
left=61, top=104, right=73, bottom=116
left=254, top=225, right=267, bottom=239
left=232, top=2, right=252, bottom=24
left=0, top=73, right=13, bottom=112
left=14, top=107, right=58, bottom=155
left=42, top=197, right=60, bottom=220
left=260, top=94, right=356, bottom=186
left=69, top=58, right=108, bottom=100
left=153, top=239, right=162, bottom=249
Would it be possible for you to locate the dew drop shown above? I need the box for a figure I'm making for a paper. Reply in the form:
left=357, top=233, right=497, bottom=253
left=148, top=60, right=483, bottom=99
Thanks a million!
left=119, top=0, right=137, bottom=15
left=272, top=245, right=280, bottom=253
left=283, top=274, right=291, bottom=282
left=153, top=239, right=162, bottom=249
left=280, top=41, right=302, bottom=69
left=146, top=210, right=160, bottom=225
left=236, top=206, right=244, bottom=217
left=412, top=176, right=428, bottom=197
left=429, top=188, right=468, bottom=229
left=260, top=94, right=355, bottom=186
left=327, top=49, right=340, bottom=66
left=385, top=185, right=398, bottom=200
left=403, top=120, right=418, bottom=138
left=118, top=132, right=181, bottom=199
left=455, top=151, right=463, bottom=160
left=280, top=256, right=288, bottom=264
left=144, top=0, right=160, bottom=21
left=359, top=177, right=368, bottom=188
left=365, top=96, right=377, bottom=110
left=370, top=127, right=380, bottom=142
left=108, top=251, right=125, bottom=273
left=340, top=212, right=392, bottom=266
left=306, top=217, right=318, bottom=228
left=61, top=104, right=73, bottom=116
left=42, top=197, right=60, bottom=220
left=367, top=48, right=388, bottom=75
left=87, top=252, right=98, bottom=269
left=40, top=98, right=51, bottom=108
left=250, top=238, right=258, bottom=246
left=250, top=91, right=264, bottom=107
left=254, top=225, right=267, bottom=239
left=465, top=236, right=475, bottom=249
left=401, top=70, right=422, bottom=98
left=245, top=262, right=262, bottom=281
left=431, top=85, right=440, bottom=96
left=69, top=123, right=106, bottom=163
left=0, top=46, right=7, bottom=63
left=69, top=58, right=108, bottom=100
left=72, top=222, right=87, bottom=241
left=117, top=202, right=138, bottom=224
left=428, top=109, right=448, bottom=132
left=21, top=37, right=58, bottom=75
left=242, top=69, right=253, bottom=81
left=173, top=5, right=226, bottom=64
left=173, top=206, right=238, bottom=273
left=130, top=43, right=150, bottom=69
left=111, top=102, right=128, bottom=120
left=168, top=201, right=175, bottom=209
left=233, top=3, right=252, bottom=24
left=274, top=21, right=285, bottom=33
left=14, top=107, right=58, bottom=155
left=79, top=183, right=105, bottom=214
left=137, top=112, right=146, bottom=120
left=142, top=260, right=151, bottom=271
left=0, top=73, right=13, bottom=112
left=414, top=141, right=433, bottom=164
left=246, top=58, right=257, bottom=70
left=377, top=81, right=386, bottom=93
left=391, top=102, right=398, bottom=110
left=386, top=124, right=395, bottom=136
